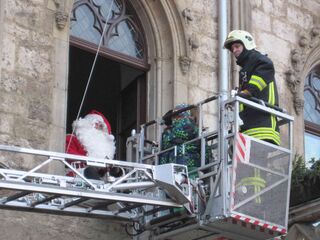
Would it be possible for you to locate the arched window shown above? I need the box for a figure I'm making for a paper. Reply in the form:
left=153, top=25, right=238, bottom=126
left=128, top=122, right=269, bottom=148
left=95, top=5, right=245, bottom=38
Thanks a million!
left=304, top=66, right=320, bottom=163
left=68, top=0, right=148, bottom=159
left=70, top=0, right=147, bottom=69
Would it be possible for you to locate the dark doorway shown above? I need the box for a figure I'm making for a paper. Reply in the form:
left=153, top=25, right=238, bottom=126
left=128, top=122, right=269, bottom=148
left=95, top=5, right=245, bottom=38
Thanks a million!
left=67, top=46, right=146, bottom=159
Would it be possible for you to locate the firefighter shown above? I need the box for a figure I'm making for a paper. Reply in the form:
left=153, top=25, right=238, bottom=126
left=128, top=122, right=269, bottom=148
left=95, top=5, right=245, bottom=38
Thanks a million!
left=224, top=30, right=280, bottom=145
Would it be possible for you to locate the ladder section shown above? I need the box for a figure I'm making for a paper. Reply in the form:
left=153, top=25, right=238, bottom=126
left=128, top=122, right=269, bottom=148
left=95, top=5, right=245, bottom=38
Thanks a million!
left=0, top=144, right=191, bottom=221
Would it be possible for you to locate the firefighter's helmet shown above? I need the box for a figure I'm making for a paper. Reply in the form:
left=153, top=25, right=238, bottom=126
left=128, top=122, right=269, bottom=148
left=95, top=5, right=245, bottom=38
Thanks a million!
left=224, top=30, right=256, bottom=51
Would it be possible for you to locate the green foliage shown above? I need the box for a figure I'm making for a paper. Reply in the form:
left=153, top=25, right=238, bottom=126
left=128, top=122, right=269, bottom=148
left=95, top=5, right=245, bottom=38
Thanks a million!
left=291, top=154, right=320, bottom=185
left=309, top=157, right=320, bottom=183
left=290, top=154, right=320, bottom=206
left=291, top=154, right=308, bottom=185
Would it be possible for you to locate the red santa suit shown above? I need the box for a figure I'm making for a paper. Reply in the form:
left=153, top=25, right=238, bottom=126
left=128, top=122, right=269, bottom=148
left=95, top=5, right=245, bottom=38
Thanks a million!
left=65, top=110, right=115, bottom=177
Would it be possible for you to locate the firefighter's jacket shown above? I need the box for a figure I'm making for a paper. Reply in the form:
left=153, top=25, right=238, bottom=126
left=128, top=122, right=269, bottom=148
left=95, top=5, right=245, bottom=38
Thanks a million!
left=237, top=49, right=280, bottom=145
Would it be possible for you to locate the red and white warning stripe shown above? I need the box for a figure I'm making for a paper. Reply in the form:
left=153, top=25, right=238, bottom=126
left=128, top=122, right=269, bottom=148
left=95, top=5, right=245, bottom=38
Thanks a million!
left=229, top=134, right=286, bottom=238
left=235, top=133, right=250, bottom=163
left=230, top=213, right=287, bottom=235
left=230, top=133, right=251, bottom=209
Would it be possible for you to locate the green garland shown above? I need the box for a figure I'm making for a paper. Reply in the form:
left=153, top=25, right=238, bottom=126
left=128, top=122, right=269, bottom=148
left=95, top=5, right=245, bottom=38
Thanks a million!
left=291, top=154, right=320, bottom=185
left=291, top=154, right=320, bottom=206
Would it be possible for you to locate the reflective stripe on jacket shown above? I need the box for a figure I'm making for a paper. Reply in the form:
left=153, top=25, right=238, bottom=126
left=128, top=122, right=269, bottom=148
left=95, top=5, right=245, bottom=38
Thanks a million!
left=237, top=49, right=280, bottom=145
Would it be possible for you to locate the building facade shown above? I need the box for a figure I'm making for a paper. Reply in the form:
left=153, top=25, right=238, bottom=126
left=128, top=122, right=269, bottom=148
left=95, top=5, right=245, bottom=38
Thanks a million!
left=0, top=0, right=319, bottom=239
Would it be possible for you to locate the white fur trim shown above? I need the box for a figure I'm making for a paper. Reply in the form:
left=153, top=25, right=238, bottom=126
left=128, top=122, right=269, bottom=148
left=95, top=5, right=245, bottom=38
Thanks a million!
left=73, top=117, right=116, bottom=159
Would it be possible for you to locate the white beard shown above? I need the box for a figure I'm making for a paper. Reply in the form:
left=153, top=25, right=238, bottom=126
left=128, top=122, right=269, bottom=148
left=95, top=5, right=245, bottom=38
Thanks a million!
left=74, top=118, right=116, bottom=159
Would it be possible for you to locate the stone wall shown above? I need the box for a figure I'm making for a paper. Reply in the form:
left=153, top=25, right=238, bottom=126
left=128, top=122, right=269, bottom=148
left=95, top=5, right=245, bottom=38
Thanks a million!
left=0, top=0, right=54, bottom=150
left=0, top=0, right=129, bottom=239
left=174, top=0, right=219, bottom=131
left=1, top=210, right=128, bottom=240
left=249, top=0, right=320, bottom=155
left=0, top=0, right=319, bottom=239
left=0, top=0, right=70, bottom=162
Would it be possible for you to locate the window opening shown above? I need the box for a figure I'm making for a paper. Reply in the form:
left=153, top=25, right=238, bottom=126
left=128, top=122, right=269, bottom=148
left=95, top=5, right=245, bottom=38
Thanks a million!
left=304, top=67, right=320, bottom=164
left=68, top=0, right=148, bottom=158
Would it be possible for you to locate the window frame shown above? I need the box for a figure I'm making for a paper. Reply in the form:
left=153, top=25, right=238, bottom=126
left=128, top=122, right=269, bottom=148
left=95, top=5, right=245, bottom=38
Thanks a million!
left=305, top=120, right=320, bottom=136
left=304, top=67, right=320, bottom=162
left=70, top=36, right=149, bottom=71
left=304, top=69, right=320, bottom=133
left=70, top=0, right=149, bottom=70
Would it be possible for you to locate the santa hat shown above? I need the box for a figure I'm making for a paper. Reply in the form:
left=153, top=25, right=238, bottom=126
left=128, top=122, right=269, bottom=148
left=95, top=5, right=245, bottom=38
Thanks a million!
left=86, top=110, right=112, bottom=134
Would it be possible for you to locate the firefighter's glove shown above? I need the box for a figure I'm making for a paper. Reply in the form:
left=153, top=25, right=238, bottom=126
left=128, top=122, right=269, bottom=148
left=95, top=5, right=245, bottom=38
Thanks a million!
left=231, top=89, right=238, bottom=97
left=237, top=90, right=252, bottom=99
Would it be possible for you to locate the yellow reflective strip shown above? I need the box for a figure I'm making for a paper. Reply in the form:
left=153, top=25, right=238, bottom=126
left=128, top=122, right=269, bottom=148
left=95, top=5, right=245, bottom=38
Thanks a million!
left=242, top=129, right=280, bottom=145
left=256, top=197, right=261, bottom=204
left=255, top=169, right=262, bottom=204
left=246, top=132, right=280, bottom=140
left=243, top=128, right=280, bottom=136
left=237, top=177, right=266, bottom=188
left=242, top=129, right=280, bottom=138
left=247, top=132, right=278, bottom=138
left=268, top=84, right=272, bottom=104
left=247, top=134, right=280, bottom=145
left=243, top=127, right=280, bottom=133
left=271, top=82, right=275, bottom=105
left=251, top=75, right=267, bottom=89
left=267, top=82, right=276, bottom=129
left=249, top=80, right=263, bottom=91
left=251, top=133, right=279, bottom=139
left=240, top=103, right=244, bottom=112
left=255, top=169, right=260, bottom=178
left=273, top=116, right=275, bottom=129
left=272, top=115, right=276, bottom=129
left=238, top=171, right=266, bottom=204
left=268, top=82, right=275, bottom=105
left=248, top=135, right=278, bottom=141
left=271, top=115, right=274, bottom=129
left=255, top=189, right=261, bottom=204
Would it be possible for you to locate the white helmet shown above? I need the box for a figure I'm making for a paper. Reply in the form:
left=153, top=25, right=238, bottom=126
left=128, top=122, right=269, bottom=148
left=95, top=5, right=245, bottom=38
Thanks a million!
left=224, top=30, right=256, bottom=51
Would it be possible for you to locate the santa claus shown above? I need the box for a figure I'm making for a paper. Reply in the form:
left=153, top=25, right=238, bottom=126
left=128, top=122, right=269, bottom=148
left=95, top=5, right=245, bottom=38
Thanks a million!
left=65, top=110, right=116, bottom=179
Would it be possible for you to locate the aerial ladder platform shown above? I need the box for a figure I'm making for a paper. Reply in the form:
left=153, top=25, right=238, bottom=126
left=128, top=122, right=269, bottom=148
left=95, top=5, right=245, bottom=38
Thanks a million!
left=0, top=96, right=294, bottom=240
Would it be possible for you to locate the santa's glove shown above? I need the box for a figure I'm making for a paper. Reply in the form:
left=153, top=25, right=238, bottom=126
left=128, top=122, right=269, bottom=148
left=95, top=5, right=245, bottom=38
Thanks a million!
left=237, top=89, right=252, bottom=99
